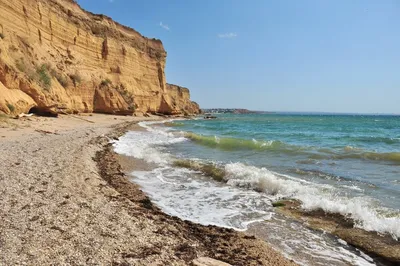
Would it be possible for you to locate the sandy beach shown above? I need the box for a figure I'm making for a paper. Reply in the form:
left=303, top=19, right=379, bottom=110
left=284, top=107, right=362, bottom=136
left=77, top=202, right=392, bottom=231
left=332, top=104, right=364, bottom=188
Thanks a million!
left=0, top=114, right=295, bottom=265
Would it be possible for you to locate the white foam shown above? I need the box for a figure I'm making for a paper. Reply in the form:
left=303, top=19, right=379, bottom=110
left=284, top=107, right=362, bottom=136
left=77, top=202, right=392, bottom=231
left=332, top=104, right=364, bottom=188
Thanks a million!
left=114, top=122, right=381, bottom=265
left=223, top=162, right=400, bottom=239
left=132, top=167, right=272, bottom=230
left=113, top=122, right=186, bottom=164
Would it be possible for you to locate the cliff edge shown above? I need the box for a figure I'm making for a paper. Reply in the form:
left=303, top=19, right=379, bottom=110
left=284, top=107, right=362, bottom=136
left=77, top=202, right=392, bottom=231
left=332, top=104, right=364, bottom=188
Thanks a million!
left=0, top=0, right=200, bottom=116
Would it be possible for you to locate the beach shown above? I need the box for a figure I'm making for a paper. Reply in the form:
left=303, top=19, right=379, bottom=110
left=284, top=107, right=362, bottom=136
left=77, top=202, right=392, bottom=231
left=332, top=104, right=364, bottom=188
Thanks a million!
left=0, top=114, right=295, bottom=265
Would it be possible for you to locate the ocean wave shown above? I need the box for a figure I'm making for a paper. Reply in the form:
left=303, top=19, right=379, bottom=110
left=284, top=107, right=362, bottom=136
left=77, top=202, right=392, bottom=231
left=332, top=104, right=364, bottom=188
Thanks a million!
left=290, top=169, right=344, bottom=181
left=331, top=135, right=400, bottom=145
left=223, top=163, right=400, bottom=239
left=354, top=136, right=400, bottom=145
left=115, top=122, right=400, bottom=239
left=333, top=151, right=400, bottom=164
left=185, top=132, right=400, bottom=164
left=184, top=132, right=305, bottom=152
left=113, top=125, right=186, bottom=164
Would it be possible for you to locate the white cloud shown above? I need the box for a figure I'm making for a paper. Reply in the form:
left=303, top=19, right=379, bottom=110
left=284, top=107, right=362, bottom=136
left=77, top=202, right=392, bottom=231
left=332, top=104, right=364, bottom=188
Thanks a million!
left=218, top=32, right=237, bottom=38
left=159, top=22, right=170, bottom=31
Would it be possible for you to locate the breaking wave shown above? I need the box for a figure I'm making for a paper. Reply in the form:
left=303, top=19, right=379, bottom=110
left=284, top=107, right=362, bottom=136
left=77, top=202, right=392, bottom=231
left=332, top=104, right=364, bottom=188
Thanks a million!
left=114, top=121, right=400, bottom=240
left=185, top=132, right=400, bottom=164
left=223, top=162, right=400, bottom=240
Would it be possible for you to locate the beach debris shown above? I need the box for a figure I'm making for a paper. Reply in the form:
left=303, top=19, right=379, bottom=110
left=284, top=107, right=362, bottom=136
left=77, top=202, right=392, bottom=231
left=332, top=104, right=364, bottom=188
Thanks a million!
left=191, top=257, right=232, bottom=266
left=173, top=159, right=226, bottom=182
left=71, top=115, right=95, bottom=123
left=35, top=129, right=59, bottom=135
left=272, top=201, right=286, bottom=207
left=139, top=197, right=153, bottom=209
left=15, top=113, right=34, bottom=119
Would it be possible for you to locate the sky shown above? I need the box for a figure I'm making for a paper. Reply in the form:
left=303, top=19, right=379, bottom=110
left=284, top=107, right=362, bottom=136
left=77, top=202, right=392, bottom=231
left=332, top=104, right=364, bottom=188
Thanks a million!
left=76, top=0, right=400, bottom=114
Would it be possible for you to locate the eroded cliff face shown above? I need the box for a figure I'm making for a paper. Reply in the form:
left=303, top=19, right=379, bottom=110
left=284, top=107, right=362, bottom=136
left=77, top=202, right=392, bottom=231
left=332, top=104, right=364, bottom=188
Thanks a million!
left=0, top=0, right=199, bottom=116
left=166, top=83, right=200, bottom=115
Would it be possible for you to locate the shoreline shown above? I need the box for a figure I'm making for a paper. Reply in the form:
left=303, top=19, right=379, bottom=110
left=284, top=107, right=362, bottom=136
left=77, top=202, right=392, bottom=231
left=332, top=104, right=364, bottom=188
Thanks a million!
left=118, top=120, right=400, bottom=265
left=95, top=120, right=296, bottom=265
left=0, top=114, right=295, bottom=265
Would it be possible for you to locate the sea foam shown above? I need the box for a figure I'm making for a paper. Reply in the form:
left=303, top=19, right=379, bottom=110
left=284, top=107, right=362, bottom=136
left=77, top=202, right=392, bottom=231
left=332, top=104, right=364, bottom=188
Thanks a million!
left=113, top=120, right=387, bottom=265
left=223, top=162, right=400, bottom=239
left=114, top=121, right=400, bottom=239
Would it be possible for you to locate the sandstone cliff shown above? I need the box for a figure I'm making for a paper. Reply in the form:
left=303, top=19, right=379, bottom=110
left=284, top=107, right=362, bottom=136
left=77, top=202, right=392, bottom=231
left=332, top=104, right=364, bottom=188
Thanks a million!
left=0, top=0, right=200, bottom=116
left=165, top=83, right=200, bottom=115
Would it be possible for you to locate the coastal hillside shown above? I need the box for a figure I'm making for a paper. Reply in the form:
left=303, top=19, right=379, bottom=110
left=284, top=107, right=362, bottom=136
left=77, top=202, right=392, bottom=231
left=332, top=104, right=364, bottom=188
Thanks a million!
left=0, top=0, right=200, bottom=115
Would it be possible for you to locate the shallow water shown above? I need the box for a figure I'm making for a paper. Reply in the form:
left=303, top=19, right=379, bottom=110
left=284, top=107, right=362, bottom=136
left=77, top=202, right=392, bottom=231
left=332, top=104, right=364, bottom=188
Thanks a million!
left=113, top=113, right=400, bottom=265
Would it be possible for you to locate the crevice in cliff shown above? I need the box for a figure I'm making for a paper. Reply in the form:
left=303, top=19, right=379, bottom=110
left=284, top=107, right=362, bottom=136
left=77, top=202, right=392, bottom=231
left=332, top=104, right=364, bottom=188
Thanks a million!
left=101, top=38, right=108, bottom=60
left=49, top=20, right=53, bottom=41
left=156, top=62, right=164, bottom=91
left=121, top=46, right=126, bottom=57
left=22, top=6, right=28, bottom=17
left=37, top=2, right=42, bottom=21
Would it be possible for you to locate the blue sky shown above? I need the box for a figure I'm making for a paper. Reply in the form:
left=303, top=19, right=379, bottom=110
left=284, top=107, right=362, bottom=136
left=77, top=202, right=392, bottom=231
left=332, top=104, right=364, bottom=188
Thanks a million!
left=77, top=0, right=399, bottom=114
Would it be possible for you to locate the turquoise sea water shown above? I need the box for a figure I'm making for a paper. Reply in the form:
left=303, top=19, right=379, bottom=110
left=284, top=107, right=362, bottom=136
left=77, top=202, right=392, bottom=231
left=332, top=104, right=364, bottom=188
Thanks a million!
left=170, top=113, right=400, bottom=210
left=114, top=113, right=400, bottom=265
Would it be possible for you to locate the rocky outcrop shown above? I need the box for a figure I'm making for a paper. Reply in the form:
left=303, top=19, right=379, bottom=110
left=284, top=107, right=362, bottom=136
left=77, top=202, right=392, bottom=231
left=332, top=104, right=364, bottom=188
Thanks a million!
left=165, top=83, right=200, bottom=115
left=0, top=0, right=198, bottom=116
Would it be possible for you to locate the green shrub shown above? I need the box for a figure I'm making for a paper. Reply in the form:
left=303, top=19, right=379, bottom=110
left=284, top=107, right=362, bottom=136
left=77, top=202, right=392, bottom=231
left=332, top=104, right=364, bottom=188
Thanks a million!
left=36, top=64, right=52, bottom=91
left=50, top=69, right=68, bottom=87
left=15, top=58, right=26, bottom=72
left=115, top=84, right=135, bottom=112
left=56, top=74, right=68, bottom=87
left=69, top=73, right=82, bottom=87
left=6, top=103, right=15, bottom=113
left=100, top=78, right=112, bottom=87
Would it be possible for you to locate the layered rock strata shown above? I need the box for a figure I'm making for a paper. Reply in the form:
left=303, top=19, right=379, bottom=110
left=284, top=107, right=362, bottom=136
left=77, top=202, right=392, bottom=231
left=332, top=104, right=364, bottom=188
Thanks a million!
left=0, top=0, right=199, bottom=115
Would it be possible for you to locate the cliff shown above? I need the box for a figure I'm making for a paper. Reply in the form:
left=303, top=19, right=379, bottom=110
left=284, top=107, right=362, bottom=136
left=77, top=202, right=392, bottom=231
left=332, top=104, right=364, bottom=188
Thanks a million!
left=0, top=0, right=200, bottom=116
left=166, top=83, right=200, bottom=115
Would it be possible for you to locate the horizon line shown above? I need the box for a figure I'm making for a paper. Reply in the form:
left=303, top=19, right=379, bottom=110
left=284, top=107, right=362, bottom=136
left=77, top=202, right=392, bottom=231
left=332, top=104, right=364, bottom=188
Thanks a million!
left=200, top=108, right=400, bottom=115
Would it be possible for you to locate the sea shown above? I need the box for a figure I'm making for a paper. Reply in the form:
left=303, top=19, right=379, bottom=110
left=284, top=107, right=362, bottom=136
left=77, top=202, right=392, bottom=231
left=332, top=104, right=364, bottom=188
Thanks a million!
left=113, top=113, right=400, bottom=266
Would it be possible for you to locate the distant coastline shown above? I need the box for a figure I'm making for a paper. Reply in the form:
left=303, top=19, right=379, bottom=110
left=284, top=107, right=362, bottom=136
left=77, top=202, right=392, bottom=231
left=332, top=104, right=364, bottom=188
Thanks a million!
left=202, top=109, right=400, bottom=116
left=202, top=108, right=274, bottom=114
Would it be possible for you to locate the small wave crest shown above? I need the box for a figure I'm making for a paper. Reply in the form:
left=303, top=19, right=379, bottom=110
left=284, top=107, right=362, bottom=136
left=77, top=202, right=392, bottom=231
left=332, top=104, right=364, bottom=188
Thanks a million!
left=113, top=121, right=186, bottom=164
left=185, top=132, right=299, bottom=152
left=185, top=133, right=400, bottom=164
left=223, top=163, right=400, bottom=239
